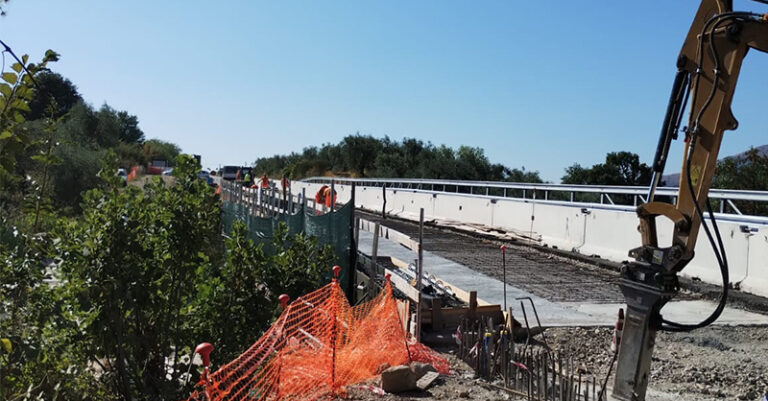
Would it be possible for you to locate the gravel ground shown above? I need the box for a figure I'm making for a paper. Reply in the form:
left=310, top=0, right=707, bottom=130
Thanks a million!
left=545, top=326, right=768, bottom=401
left=346, top=350, right=521, bottom=401
left=346, top=326, right=768, bottom=401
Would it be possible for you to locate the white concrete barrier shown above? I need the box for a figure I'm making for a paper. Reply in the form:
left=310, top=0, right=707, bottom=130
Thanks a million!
left=295, top=181, right=768, bottom=298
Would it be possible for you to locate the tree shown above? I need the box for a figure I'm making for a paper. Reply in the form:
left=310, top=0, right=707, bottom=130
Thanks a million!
left=143, top=138, right=181, bottom=165
left=93, top=104, right=121, bottom=148
left=252, top=134, right=542, bottom=182
left=712, top=148, right=768, bottom=215
left=562, top=151, right=652, bottom=186
left=115, top=141, right=146, bottom=167
left=505, top=167, right=543, bottom=183
left=50, top=143, right=105, bottom=211
left=54, top=101, right=96, bottom=144
left=713, top=148, right=768, bottom=191
left=116, top=110, right=145, bottom=144
left=26, top=72, right=82, bottom=120
left=340, top=134, right=381, bottom=177
left=0, top=49, right=59, bottom=191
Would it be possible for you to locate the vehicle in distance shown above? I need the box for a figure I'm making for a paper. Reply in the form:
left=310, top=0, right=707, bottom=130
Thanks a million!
left=198, top=170, right=214, bottom=185
left=221, top=165, right=239, bottom=181
left=117, top=168, right=127, bottom=186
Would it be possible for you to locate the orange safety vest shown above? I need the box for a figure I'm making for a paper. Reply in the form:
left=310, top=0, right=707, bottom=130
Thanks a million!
left=261, top=175, right=269, bottom=189
left=315, top=185, right=328, bottom=204
left=323, top=187, right=336, bottom=208
left=127, top=166, right=138, bottom=182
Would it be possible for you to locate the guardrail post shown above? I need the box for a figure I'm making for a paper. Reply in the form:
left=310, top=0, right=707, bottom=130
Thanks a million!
left=381, top=185, right=386, bottom=219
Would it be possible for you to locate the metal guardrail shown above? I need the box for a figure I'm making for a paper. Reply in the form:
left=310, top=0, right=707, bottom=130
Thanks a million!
left=301, top=176, right=768, bottom=217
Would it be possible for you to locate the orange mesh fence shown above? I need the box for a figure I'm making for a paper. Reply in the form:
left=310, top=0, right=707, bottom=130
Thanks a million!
left=186, top=277, right=448, bottom=401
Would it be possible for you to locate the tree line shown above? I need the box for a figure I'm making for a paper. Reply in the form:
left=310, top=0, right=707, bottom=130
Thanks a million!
left=253, top=135, right=544, bottom=183
left=1, top=65, right=181, bottom=214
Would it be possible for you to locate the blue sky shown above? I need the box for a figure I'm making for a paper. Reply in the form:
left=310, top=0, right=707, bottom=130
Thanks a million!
left=2, top=1, right=768, bottom=182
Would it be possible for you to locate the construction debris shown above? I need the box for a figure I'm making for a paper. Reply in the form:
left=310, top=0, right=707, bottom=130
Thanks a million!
left=380, top=362, right=437, bottom=393
left=416, top=371, right=441, bottom=390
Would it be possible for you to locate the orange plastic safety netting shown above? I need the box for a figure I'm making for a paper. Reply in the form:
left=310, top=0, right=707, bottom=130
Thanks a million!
left=186, top=278, right=449, bottom=401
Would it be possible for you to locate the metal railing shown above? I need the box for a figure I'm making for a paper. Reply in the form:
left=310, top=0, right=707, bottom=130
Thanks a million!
left=301, top=176, right=768, bottom=217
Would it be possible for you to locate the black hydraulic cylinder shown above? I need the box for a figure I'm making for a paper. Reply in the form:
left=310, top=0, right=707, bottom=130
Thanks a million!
left=652, top=69, right=689, bottom=174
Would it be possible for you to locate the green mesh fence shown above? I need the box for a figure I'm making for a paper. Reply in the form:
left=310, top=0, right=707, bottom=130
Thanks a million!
left=221, top=200, right=354, bottom=298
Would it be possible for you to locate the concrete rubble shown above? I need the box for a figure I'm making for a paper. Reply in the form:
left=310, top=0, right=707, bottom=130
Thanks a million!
left=380, top=362, right=437, bottom=393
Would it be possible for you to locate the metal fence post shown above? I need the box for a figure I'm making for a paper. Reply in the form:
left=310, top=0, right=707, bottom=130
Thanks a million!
left=372, top=223, right=380, bottom=276
left=330, top=179, right=335, bottom=213
left=415, top=208, right=424, bottom=342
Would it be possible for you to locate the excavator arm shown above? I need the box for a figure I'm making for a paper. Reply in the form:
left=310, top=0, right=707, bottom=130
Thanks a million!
left=612, top=1, right=768, bottom=400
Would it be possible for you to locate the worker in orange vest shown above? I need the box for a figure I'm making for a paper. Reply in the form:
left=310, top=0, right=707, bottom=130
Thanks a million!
left=314, top=185, right=336, bottom=209
left=260, top=173, right=270, bottom=189
left=314, top=185, right=327, bottom=204
left=281, top=175, right=290, bottom=192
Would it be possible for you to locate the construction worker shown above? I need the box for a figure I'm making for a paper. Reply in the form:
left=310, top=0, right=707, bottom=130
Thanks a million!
left=236, top=169, right=242, bottom=181
left=281, top=175, right=290, bottom=191
left=315, top=185, right=329, bottom=205
left=279, top=175, right=290, bottom=209
left=243, top=171, right=251, bottom=187
left=260, top=173, right=270, bottom=189
left=314, top=185, right=337, bottom=209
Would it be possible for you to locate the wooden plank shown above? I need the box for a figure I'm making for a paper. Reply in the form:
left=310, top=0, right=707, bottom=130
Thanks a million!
left=441, top=305, right=501, bottom=317
left=434, top=276, right=492, bottom=306
left=384, top=228, right=420, bottom=251
left=420, top=307, right=502, bottom=326
left=384, top=267, right=420, bottom=302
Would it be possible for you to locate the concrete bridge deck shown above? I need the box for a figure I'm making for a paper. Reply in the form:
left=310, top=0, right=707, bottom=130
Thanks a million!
left=356, top=213, right=768, bottom=327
